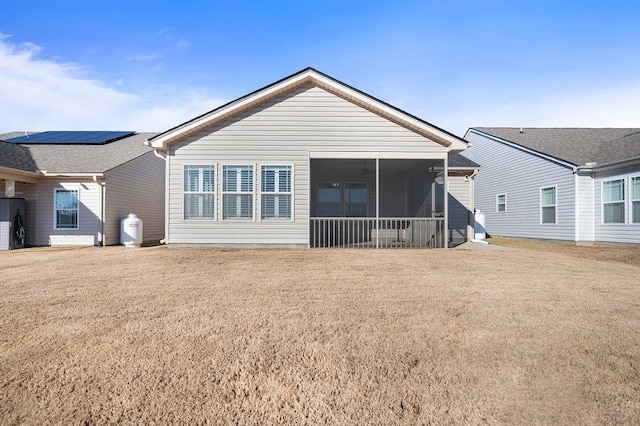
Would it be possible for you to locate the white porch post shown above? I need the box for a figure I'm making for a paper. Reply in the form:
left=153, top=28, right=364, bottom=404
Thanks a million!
left=443, top=156, right=448, bottom=249
left=375, top=158, right=380, bottom=249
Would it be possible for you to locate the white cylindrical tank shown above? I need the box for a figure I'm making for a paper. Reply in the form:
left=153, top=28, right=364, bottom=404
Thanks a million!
left=473, top=208, right=486, bottom=241
left=121, top=213, right=143, bottom=247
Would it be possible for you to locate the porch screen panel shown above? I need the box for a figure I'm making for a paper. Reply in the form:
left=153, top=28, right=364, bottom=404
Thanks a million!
left=183, top=165, right=215, bottom=220
left=345, top=184, right=367, bottom=217
left=261, top=165, right=291, bottom=220
left=603, top=179, right=625, bottom=224
left=223, top=165, right=254, bottom=220
left=318, top=183, right=341, bottom=217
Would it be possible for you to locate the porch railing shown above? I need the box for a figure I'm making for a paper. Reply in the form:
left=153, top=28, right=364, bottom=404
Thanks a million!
left=310, top=217, right=445, bottom=249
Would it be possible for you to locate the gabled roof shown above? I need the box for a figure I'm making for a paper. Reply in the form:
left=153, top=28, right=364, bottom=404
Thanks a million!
left=0, top=132, right=158, bottom=175
left=449, top=153, right=480, bottom=169
left=471, top=127, right=640, bottom=166
left=148, top=67, right=468, bottom=153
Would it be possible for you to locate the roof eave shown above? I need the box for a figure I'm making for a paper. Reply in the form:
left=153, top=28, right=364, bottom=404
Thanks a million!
left=149, top=68, right=468, bottom=152
left=0, top=166, right=40, bottom=183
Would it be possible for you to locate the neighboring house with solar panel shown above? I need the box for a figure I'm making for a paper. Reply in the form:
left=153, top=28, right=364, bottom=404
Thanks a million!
left=0, top=131, right=165, bottom=246
left=146, top=68, right=479, bottom=248
left=463, top=128, right=640, bottom=244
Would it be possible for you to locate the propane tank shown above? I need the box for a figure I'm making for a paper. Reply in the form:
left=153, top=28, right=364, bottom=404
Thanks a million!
left=473, top=208, right=486, bottom=241
left=121, top=213, right=143, bottom=247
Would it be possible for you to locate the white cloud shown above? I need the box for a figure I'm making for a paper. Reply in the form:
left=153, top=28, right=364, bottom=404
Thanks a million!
left=0, top=35, right=226, bottom=133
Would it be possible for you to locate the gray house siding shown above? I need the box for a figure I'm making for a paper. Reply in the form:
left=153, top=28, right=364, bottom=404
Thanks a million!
left=576, top=173, right=595, bottom=242
left=167, top=84, right=450, bottom=246
left=448, top=174, right=472, bottom=242
left=593, top=164, right=640, bottom=244
left=104, top=152, right=165, bottom=245
left=464, top=130, right=576, bottom=240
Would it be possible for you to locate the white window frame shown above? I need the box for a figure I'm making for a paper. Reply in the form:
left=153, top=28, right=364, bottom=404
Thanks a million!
left=602, top=178, right=626, bottom=225
left=630, top=175, right=640, bottom=224
left=183, top=164, right=216, bottom=221
left=54, top=188, right=79, bottom=230
left=540, top=186, right=557, bottom=225
left=259, top=164, right=294, bottom=221
left=222, top=164, right=255, bottom=221
left=496, top=193, right=507, bottom=212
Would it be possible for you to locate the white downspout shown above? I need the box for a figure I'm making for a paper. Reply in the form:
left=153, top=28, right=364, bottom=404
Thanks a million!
left=94, top=175, right=105, bottom=246
left=466, top=169, right=479, bottom=242
left=152, top=148, right=168, bottom=244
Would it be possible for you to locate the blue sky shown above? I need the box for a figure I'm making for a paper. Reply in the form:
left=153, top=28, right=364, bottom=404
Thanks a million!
left=1, top=0, right=639, bottom=136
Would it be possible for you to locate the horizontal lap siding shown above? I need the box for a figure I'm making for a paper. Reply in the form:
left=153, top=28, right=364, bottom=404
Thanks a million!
left=464, top=131, right=576, bottom=240
left=593, top=165, right=640, bottom=243
left=448, top=175, right=470, bottom=242
left=35, top=179, right=102, bottom=246
left=577, top=173, right=595, bottom=241
left=104, top=152, right=166, bottom=245
left=168, top=84, right=448, bottom=245
left=14, top=182, right=36, bottom=246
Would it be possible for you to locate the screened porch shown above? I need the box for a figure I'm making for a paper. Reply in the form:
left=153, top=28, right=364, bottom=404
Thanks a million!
left=309, top=158, right=448, bottom=248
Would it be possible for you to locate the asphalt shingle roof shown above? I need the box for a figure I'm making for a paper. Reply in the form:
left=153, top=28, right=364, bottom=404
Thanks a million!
left=449, top=153, right=479, bottom=168
left=473, top=128, right=640, bottom=166
left=0, top=132, right=158, bottom=173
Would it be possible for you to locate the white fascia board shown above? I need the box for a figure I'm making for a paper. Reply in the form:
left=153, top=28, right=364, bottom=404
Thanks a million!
left=309, top=72, right=465, bottom=149
left=309, top=151, right=447, bottom=159
left=577, top=155, right=640, bottom=173
left=149, top=69, right=467, bottom=152
left=467, top=129, right=578, bottom=171
left=149, top=71, right=314, bottom=150
left=41, top=172, right=105, bottom=178
left=0, top=166, right=39, bottom=183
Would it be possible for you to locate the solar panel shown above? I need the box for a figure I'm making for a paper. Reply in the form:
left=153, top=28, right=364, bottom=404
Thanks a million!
left=5, top=131, right=135, bottom=145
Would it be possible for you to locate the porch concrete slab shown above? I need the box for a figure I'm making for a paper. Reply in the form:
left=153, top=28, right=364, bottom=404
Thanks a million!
left=453, top=241, right=518, bottom=251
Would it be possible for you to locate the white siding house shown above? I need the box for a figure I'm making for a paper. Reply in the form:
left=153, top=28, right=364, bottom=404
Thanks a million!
left=0, top=132, right=165, bottom=247
left=148, top=68, right=476, bottom=248
left=464, top=128, right=640, bottom=244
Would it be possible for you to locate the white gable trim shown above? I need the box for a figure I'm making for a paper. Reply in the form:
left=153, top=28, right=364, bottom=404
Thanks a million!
left=465, top=128, right=578, bottom=171
left=148, top=69, right=468, bottom=153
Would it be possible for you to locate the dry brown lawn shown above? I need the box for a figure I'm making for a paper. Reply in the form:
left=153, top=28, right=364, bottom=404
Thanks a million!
left=0, top=243, right=639, bottom=425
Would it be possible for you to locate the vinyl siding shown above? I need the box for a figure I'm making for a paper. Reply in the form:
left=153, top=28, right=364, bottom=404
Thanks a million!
left=593, top=164, right=640, bottom=243
left=14, top=182, right=36, bottom=246
left=34, top=179, right=103, bottom=246
left=104, top=152, right=165, bottom=245
left=464, top=130, right=576, bottom=240
left=448, top=174, right=471, bottom=242
left=167, top=84, right=449, bottom=246
left=576, top=173, right=595, bottom=241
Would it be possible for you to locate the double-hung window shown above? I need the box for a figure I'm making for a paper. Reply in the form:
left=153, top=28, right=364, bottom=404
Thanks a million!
left=223, top=165, right=254, bottom=220
left=496, top=194, right=507, bottom=212
left=184, top=165, right=215, bottom=220
left=603, top=179, right=625, bottom=224
left=261, top=165, right=292, bottom=220
left=540, top=186, right=557, bottom=224
left=54, top=189, right=79, bottom=229
left=632, top=177, right=640, bottom=224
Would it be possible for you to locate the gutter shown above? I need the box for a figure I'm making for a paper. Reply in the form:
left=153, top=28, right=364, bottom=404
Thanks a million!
left=147, top=138, right=168, bottom=244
